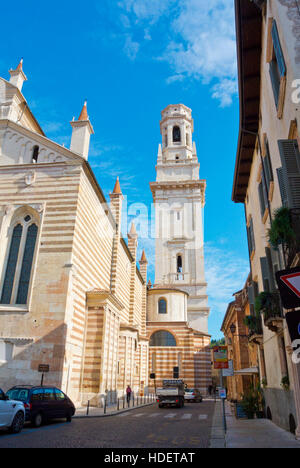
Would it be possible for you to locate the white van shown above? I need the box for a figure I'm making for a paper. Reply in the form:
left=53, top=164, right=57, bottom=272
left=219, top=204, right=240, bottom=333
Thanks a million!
left=0, top=388, right=25, bottom=433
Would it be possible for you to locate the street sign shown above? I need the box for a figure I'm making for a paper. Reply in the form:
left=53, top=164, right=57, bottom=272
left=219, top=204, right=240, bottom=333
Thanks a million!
left=213, top=346, right=229, bottom=369
left=219, top=388, right=227, bottom=399
left=222, top=360, right=234, bottom=377
left=285, top=311, right=300, bottom=344
left=38, top=364, right=50, bottom=373
left=276, top=267, right=300, bottom=309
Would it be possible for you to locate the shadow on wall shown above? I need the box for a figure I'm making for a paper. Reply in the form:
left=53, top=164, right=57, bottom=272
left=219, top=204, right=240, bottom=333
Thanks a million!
left=0, top=323, right=68, bottom=396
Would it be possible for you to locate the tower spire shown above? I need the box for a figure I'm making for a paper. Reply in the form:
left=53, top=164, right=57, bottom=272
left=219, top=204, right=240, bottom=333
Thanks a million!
left=70, top=101, right=94, bottom=160
left=9, top=58, right=27, bottom=92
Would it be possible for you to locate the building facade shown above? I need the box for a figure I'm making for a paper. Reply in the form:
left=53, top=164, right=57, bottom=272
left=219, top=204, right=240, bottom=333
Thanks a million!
left=233, top=0, right=300, bottom=435
left=0, top=61, right=149, bottom=406
left=148, top=104, right=212, bottom=393
left=221, top=277, right=260, bottom=402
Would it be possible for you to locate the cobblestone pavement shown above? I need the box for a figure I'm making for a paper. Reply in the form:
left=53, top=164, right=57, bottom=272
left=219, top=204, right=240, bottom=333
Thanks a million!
left=0, top=400, right=216, bottom=448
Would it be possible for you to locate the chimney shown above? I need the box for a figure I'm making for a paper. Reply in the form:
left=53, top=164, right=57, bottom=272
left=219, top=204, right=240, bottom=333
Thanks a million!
left=9, top=59, right=27, bottom=92
left=70, top=101, right=94, bottom=160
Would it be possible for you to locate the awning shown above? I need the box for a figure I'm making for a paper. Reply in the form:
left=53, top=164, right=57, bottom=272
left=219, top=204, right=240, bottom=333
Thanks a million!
left=234, top=367, right=259, bottom=375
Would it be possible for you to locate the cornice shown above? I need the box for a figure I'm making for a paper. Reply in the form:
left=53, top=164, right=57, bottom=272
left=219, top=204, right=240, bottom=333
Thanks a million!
left=86, top=289, right=125, bottom=311
left=148, top=287, right=189, bottom=296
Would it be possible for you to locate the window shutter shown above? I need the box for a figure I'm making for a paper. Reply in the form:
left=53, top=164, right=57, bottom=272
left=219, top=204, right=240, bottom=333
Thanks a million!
left=260, top=257, right=271, bottom=292
left=258, top=182, right=268, bottom=217
left=276, top=167, right=288, bottom=207
left=278, top=139, right=300, bottom=209
left=247, top=219, right=255, bottom=255
left=250, top=218, right=255, bottom=253
left=246, top=225, right=252, bottom=257
left=265, top=247, right=276, bottom=292
left=247, top=284, right=255, bottom=315
left=271, top=21, right=286, bottom=77
left=269, top=60, right=280, bottom=107
left=263, top=139, right=274, bottom=188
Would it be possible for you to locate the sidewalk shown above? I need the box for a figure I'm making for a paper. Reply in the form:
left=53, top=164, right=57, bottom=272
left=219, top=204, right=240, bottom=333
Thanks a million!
left=224, top=401, right=300, bottom=448
left=74, top=397, right=156, bottom=419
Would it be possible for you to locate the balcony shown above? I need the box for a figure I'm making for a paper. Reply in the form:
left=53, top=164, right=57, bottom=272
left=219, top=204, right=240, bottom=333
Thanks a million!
left=255, top=292, right=284, bottom=334
left=263, top=307, right=284, bottom=333
left=245, top=315, right=263, bottom=345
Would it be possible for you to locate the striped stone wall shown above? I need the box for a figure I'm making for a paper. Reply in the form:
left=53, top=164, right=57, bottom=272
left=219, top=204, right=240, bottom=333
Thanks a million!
left=147, top=322, right=211, bottom=394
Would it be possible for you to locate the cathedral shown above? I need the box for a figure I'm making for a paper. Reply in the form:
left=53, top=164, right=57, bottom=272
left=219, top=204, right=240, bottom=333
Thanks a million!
left=0, top=61, right=211, bottom=406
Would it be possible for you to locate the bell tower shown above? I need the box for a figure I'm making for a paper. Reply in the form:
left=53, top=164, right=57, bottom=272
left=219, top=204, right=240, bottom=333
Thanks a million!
left=150, top=104, right=210, bottom=333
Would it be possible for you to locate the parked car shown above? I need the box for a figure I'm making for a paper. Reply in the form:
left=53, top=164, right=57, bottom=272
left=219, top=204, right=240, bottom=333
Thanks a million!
left=184, top=388, right=203, bottom=403
left=6, top=386, right=75, bottom=427
left=0, top=388, right=25, bottom=433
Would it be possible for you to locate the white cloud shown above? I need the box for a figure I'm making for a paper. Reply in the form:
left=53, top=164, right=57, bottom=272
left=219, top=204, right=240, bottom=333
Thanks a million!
left=205, top=242, right=249, bottom=317
left=119, top=0, right=175, bottom=22
left=124, top=35, right=140, bottom=60
left=116, top=0, right=238, bottom=106
left=211, top=79, right=238, bottom=107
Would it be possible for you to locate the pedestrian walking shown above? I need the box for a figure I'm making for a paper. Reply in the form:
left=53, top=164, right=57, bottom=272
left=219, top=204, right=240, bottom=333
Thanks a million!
left=126, top=385, right=132, bottom=407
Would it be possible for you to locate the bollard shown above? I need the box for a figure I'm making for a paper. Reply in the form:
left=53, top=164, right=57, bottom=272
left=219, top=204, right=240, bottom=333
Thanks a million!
left=104, top=396, right=107, bottom=414
left=86, top=400, right=90, bottom=416
left=117, top=398, right=119, bottom=411
left=123, top=395, right=125, bottom=409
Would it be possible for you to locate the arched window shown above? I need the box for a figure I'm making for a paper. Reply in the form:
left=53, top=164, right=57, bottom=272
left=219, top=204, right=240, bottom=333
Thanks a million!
left=177, top=255, right=183, bottom=273
left=158, top=298, right=167, bottom=314
left=173, top=126, right=181, bottom=143
left=32, top=146, right=39, bottom=163
left=0, top=213, right=38, bottom=305
left=150, top=331, right=176, bottom=347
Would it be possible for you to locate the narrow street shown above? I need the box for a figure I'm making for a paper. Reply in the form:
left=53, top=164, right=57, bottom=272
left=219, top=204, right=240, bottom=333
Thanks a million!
left=0, top=401, right=215, bottom=448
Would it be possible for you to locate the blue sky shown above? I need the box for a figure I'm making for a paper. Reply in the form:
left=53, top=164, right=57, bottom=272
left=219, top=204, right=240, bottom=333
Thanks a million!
left=1, top=0, right=250, bottom=339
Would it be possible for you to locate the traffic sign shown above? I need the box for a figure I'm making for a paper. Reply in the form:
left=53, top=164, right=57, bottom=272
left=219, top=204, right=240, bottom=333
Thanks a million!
left=213, top=346, right=229, bottom=369
left=38, top=364, right=50, bottom=373
left=219, top=388, right=227, bottom=399
left=276, top=267, right=300, bottom=309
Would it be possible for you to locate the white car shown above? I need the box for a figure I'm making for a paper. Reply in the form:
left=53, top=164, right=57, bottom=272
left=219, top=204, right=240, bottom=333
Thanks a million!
left=184, top=388, right=203, bottom=403
left=0, top=388, right=25, bottom=433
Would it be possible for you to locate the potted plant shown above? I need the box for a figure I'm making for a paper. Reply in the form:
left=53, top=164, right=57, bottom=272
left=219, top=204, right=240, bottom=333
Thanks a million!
left=281, top=376, right=290, bottom=391
left=268, top=207, right=297, bottom=268
left=255, top=291, right=282, bottom=322
left=240, top=390, right=259, bottom=419
left=261, top=378, right=268, bottom=389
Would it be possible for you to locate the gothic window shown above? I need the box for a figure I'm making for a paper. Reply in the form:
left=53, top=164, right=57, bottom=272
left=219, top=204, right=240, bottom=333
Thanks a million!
left=173, top=126, right=181, bottom=143
left=150, top=331, right=176, bottom=347
left=158, top=298, right=167, bottom=314
left=32, top=146, right=39, bottom=163
left=0, top=212, right=39, bottom=306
